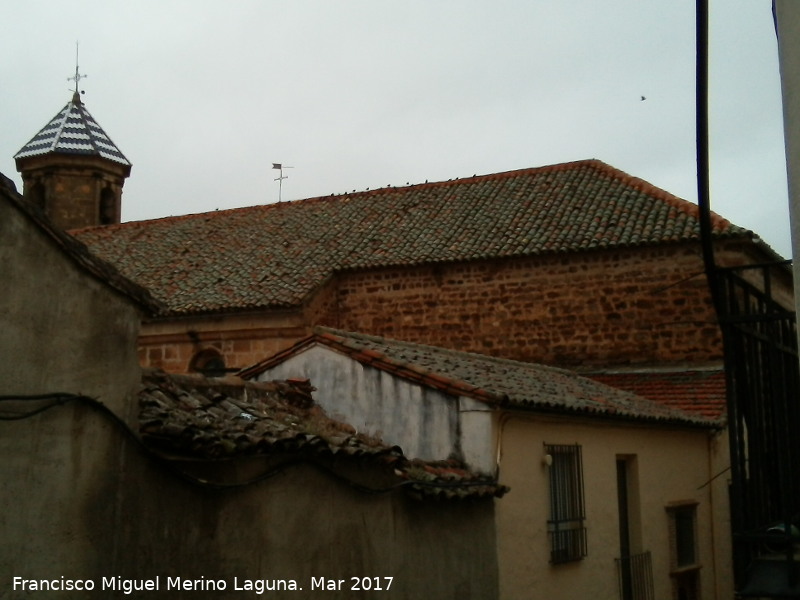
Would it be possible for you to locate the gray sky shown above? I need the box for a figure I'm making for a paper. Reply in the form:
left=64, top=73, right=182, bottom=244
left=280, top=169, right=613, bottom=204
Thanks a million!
left=0, top=0, right=792, bottom=258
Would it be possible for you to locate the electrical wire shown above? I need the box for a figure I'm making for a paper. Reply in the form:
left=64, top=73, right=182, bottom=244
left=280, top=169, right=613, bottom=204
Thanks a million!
left=0, top=393, right=502, bottom=497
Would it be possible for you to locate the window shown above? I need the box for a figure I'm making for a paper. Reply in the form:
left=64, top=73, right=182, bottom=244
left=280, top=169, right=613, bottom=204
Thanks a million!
left=190, top=348, right=227, bottom=377
left=666, top=502, right=700, bottom=600
left=99, top=187, right=117, bottom=225
left=545, top=443, right=588, bottom=563
left=673, top=507, right=696, bottom=567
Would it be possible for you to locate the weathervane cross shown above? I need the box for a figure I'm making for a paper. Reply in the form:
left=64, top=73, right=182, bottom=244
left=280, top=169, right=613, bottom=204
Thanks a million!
left=272, top=163, right=294, bottom=202
left=67, top=42, right=87, bottom=93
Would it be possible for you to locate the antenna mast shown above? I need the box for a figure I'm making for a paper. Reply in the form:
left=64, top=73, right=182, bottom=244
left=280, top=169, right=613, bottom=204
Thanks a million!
left=272, top=163, right=294, bottom=202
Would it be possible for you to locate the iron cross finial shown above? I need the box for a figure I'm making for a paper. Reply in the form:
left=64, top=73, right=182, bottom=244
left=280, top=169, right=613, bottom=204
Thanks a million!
left=67, top=42, right=87, bottom=93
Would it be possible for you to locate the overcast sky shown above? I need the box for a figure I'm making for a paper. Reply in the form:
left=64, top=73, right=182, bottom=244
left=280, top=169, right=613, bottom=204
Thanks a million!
left=0, top=1, right=792, bottom=257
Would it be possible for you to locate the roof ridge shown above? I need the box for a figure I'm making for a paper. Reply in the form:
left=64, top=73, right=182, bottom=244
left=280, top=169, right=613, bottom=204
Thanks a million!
left=74, top=159, right=761, bottom=316
left=73, top=159, right=608, bottom=231
left=48, top=103, right=71, bottom=154
left=73, top=100, right=102, bottom=156
left=77, top=158, right=748, bottom=238
left=314, top=326, right=575, bottom=376
left=312, top=327, right=499, bottom=403
left=587, top=160, right=739, bottom=232
left=243, top=327, right=719, bottom=427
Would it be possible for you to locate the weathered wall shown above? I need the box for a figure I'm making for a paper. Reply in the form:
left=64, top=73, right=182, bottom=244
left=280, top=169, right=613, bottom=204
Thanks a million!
left=139, top=310, right=309, bottom=374
left=0, top=184, right=499, bottom=600
left=256, top=344, right=495, bottom=473
left=1, top=401, right=499, bottom=600
left=496, top=414, right=730, bottom=600
left=0, top=189, right=141, bottom=408
left=17, top=154, right=128, bottom=230
left=331, top=243, right=723, bottom=369
left=137, top=273, right=343, bottom=375
left=137, top=239, right=792, bottom=375
left=0, top=186, right=141, bottom=591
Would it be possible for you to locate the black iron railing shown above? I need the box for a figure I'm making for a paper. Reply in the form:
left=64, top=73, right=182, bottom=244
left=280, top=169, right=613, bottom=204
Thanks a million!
left=715, top=262, right=800, bottom=597
left=546, top=444, right=587, bottom=564
left=615, top=550, right=655, bottom=600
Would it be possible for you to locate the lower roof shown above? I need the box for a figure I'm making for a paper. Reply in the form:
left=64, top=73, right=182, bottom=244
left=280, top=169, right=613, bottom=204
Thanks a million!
left=241, top=327, right=722, bottom=428
left=587, top=368, right=726, bottom=420
left=139, top=369, right=507, bottom=499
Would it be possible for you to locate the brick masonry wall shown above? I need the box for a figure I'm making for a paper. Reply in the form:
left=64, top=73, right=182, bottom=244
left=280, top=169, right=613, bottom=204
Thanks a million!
left=136, top=239, right=791, bottom=374
left=326, top=243, right=724, bottom=368
left=139, top=327, right=309, bottom=373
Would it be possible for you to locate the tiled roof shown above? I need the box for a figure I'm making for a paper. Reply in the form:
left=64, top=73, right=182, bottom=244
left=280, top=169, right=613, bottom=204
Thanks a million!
left=0, top=171, right=161, bottom=314
left=588, top=369, right=727, bottom=420
left=241, top=328, right=721, bottom=428
left=14, top=93, right=130, bottom=166
left=72, top=159, right=751, bottom=316
left=139, top=369, right=507, bottom=499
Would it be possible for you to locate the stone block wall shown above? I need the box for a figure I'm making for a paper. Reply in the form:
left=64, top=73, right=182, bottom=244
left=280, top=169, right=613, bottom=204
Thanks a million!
left=328, top=242, right=724, bottom=368
left=136, top=239, right=792, bottom=373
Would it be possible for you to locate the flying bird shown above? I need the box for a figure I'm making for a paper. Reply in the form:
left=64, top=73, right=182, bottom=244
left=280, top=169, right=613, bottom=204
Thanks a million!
left=641, top=95, right=646, bottom=101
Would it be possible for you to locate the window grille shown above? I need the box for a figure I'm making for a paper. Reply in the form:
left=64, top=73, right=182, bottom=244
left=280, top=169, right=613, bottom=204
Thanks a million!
left=545, top=443, right=587, bottom=563
left=615, top=551, right=655, bottom=600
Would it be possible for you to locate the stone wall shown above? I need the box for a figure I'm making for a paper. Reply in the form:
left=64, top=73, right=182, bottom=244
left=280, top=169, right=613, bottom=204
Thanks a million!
left=1, top=400, right=499, bottom=600
left=136, top=239, right=793, bottom=373
left=139, top=312, right=310, bottom=374
left=0, top=184, right=141, bottom=407
left=330, top=242, right=723, bottom=368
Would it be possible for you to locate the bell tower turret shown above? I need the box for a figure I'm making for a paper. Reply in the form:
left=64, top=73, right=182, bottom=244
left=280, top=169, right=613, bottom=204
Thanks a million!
left=14, top=61, right=130, bottom=230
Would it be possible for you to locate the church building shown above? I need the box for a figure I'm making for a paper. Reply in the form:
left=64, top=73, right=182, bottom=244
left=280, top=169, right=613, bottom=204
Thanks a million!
left=9, top=86, right=798, bottom=600
left=12, top=92, right=792, bottom=382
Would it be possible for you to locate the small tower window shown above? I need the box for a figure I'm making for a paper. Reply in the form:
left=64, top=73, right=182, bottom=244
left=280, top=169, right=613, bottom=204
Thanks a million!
left=29, top=181, right=46, bottom=211
left=99, top=187, right=117, bottom=225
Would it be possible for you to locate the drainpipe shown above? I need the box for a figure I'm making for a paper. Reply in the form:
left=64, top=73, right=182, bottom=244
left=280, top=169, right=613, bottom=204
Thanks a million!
left=695, top=0, right=719, bottom=305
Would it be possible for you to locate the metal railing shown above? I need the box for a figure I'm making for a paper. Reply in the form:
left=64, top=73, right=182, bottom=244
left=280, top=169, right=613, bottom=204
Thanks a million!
left=615, top=550, right=655, bottom=600
left=715, top=263, right=800, bottom=597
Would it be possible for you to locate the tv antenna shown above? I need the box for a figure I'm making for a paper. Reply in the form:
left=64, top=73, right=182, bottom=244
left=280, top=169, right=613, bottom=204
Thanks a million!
left=272, top=163, right=293, bottom=201
left=67, top=41, right=87, bottom=97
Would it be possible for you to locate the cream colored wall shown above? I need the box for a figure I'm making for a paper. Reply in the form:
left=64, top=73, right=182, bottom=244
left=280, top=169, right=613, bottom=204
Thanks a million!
left=496, top=413, right=730, bottom=600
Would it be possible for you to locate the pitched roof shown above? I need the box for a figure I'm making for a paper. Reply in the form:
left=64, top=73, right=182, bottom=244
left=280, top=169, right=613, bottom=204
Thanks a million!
left=14, top=93, right=130, bottom=166
left=0, top=172, right=161, bottom=314
left=72, top=159, right=751, bottom=316
left=139, top=369, right=507, bottom=499
left=588, top=369, right=727, bottom=420
left=241, top=327, right=721, bottom=428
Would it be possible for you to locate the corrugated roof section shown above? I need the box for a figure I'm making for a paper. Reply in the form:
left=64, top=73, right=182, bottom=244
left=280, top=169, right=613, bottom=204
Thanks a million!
left=73, top=159, right=751, bottom=316
left=14, top=93, right=130, bottom=166
left=241, top=327, right=722, bottom=428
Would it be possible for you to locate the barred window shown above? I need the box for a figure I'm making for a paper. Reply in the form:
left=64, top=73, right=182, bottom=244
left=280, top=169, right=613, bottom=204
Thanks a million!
left=545, top=443, right=588, bottom=563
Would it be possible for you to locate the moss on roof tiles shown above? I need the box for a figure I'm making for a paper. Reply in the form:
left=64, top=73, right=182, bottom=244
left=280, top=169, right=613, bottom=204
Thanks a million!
left=243, top=327, right=721, bottom=428
left=73, top=159, right=750, bottom=316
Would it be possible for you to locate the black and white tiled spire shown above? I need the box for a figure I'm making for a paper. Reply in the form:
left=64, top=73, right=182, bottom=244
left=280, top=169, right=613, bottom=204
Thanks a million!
left=14, top=92, right=130, bottom=166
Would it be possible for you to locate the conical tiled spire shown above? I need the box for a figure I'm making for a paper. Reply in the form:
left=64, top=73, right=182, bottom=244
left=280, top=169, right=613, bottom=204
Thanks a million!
left=14, top=92, right=129, bottom=166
